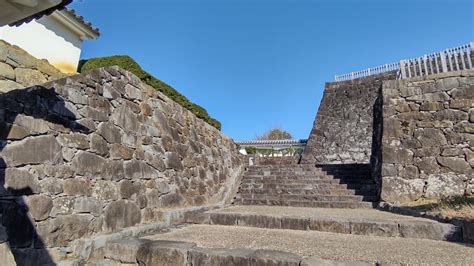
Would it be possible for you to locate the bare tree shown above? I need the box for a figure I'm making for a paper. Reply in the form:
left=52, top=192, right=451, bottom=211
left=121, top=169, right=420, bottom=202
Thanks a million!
left=255, top=127, right=292, bottom=140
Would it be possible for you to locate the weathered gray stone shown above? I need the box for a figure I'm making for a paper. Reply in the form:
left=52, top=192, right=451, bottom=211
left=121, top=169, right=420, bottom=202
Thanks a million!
left=350, top=221, right=399, bottom=237
left=74, top=197, right=102, bottom=217
left=89, top=134, right=109, bottom=155
left=51, top=197, right=75, bottom=217
left=15, top=68, right=47, bottom=86
left=0, top=79, right=23, bottom=92
left=79, top=106, right=109, bottom=122
left=104, top=200, right=141, bottom=231
left=109, top=144, right=134, bottom=160
left=414, top=128, right=447, bottom=147
left=2, top=135, right=62, bottom=166
left=111, top=105, right=139, bottom=132
left=415, top=157, right=439, bottom=174
left=451, top=87, right=474, bottom=99
left=165, top=152, right=183, bottom=170
left=25, top=194, right=53, bottom=221
left=4, top=168, right=40, bottom=194
left=398, top=221, right=462, bottom=241
left=436, top=156, right=471, bottom=174
left=37, top=214, right=94, bottom=247
left=136, top=240, right=196, bottom=266
left=0, top=243, right=16, bottom=266
left=406, top=91, right=449, bottom=102
left=97, top=122, right=122, bottom=143
left=425, top=173, right=466, bottom=199
left=57, top=133, right=89, bottom=149
left=419, top=102, right=444, bottom=111
left=399, top=165, right=419, bottom=179
left=434, top=109, right=468, bottom=121
left=0, top=61, right=15, bottom=79
left=381, top=177, right=424, bottom=203
left=124, top=160, right=157, bottom=180
left=301, top=256, right=373, bottom=266
left=1, top=202, right=35, bottom=248
left=72, top=151, right=107, bottom=176
left=188, top=247, right=251, bottom=265
left=63, top=178, right=92, bottom=196
left=92, top=180, right=119, bottom=201
left=119, top=180, right=145, bottom=199
left=309, top=218, right=350, bottom=234
left=104, top=238, right=151, bottom=263
left=249, top=249, right=302, bottom=266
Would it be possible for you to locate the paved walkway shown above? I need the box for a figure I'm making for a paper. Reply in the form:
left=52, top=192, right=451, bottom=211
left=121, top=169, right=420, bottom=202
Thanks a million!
left=144, top=224, right=474, bottom=265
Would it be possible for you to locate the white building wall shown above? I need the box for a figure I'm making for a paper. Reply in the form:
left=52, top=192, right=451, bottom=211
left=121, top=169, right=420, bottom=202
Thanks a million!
left=0, top=16, right=83, bottom=73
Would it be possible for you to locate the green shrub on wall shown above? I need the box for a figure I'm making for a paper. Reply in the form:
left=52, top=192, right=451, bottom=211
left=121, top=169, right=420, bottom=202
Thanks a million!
left=78, top=56, right=222, bottom=130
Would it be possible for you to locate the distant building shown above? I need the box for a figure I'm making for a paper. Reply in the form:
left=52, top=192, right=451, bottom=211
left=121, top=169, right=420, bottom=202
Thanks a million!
left=236, top=139, right=307, bottom=156
left=0, top=7, right=99, bottom=73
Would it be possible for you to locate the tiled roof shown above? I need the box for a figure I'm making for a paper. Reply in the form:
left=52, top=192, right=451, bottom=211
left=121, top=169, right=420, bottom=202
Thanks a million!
left=62, top=8, right=100, bottom=37
left=8, top=0, right=72, bottom=26
left=236, top=139, right=308, bottom=146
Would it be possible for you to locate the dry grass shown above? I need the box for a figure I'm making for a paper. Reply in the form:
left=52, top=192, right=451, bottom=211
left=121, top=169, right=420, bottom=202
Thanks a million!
left=402, top=196, right=474, bottom=220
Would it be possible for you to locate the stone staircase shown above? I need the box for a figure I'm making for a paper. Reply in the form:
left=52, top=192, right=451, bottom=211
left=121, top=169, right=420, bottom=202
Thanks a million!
left=234, top=164, right=379, bottom=208
left=56, top=164, right=473, bottom=265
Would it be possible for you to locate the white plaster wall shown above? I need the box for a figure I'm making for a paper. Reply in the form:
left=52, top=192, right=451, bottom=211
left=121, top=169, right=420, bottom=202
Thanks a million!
left=0, top=16, right=83, bottom=73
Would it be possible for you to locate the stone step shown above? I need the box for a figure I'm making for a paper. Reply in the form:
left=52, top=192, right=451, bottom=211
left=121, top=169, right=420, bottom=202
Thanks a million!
left=138, top=225, right=473, bottom=265
left=101, top=237, right=374, bottom=266
left=241, top=178, right=375, bottom=185
left=242, top=174, right=371, bottom=180
left=238, top=183, right=377, bottom=191
left=237, top=187, right=377, bottom=196
left=204, top=206, right=462, bottom=242
left=235, top=193, right=379, bottom=202
left=233, top=198, right=377, bottom=209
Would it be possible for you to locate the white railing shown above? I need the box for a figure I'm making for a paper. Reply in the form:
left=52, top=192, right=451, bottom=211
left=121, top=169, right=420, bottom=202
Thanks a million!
left=334, top=42, right=474, bottom=82
left=399, top=42, right=474, bottom=79
left=335, top=62, right=400, bottom=82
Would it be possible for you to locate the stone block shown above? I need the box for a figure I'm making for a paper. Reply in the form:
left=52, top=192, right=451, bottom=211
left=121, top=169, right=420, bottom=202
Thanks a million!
left=301, top=257, right=373, bottom=266
left=309, top=218, right=351, bottom=234
left=1, top=202, right=35, bottom=248
left=249, top=249, right=302, bottom=266
left=350, top=221, right=399, bottom=237
left=74, top=197, right=102, bottom=217
left=436, top=156, right=471, bottom=174
left=414, top=128, right=447, bottom=147
left=104, top=238, right=151, bottom=263
left=14, top=68, right=47, bottom=86
left=280, top=217, right=309, bottom=230
left=124, top=160, right=157, bottom=180
left=381, top=177, right=424, bottom=203
left=425, top=173, right=465, bottom=199
left=406, top=91, right=449, bottom=102
left=0, top=243, right=16, bottom=266
left=2, top=135, right=62, bottom=166
left=209, top=213, right=240, bottom=225
left=4, top=168, right=40, bottom=194
left=37, top=214, right=94, bottom=247
left=97, top=122, right=122, bottom=143
left=0, top=79, right=23, bottom=92
left=51, top=196, right=75, bottom=217
left=25, top=194, right=53, bottom=221
left=136, top=240, right=196, bottom=266
left=184, top=211, right=210, bottom=224
left=188, top=247, right=251, bottom=265
left=63, top=178, right=92, bottom=196
left=398, top=221, right=462, bottom=241
left=104, top=200, right=141, bottom=231
left=0, top=62, right=15, bottom=80
left=238, top=214, right=281, bottom=229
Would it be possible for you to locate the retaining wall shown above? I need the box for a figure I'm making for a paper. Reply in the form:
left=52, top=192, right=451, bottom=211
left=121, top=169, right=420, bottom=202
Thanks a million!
left=301, top=71, right=397, bottom=164
left=0, top=66, right=245, bottom=260
left=380, top=70, right=473, bottom=202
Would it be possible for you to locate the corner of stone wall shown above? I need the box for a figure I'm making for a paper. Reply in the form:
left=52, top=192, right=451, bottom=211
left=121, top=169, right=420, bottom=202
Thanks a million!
left=0, top=40, right=66, bottom=92
left=380, top=70, right=473, bottom=203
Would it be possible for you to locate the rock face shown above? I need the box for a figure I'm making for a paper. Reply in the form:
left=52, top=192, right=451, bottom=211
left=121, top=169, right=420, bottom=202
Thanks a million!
left=380, top=71, right=474, bottom=202
left=0, top=66, right=245, bottom=250
left=302, top=71, right=398, bottom=164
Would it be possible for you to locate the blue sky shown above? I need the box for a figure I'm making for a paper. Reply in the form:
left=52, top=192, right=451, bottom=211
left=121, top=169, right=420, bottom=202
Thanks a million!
left=71, top=0, right=473, bottom=141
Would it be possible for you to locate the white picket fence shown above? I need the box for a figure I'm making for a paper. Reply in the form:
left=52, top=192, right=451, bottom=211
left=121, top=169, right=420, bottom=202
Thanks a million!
left=334, top=42, right=474, bottom=82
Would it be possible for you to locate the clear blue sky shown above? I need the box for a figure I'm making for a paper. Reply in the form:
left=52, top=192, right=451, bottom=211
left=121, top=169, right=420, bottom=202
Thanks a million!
left=71, top=0, right=473, bottom=141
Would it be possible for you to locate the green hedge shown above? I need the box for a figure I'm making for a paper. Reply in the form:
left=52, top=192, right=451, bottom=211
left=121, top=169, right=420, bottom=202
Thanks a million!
left=78, top=56, right=221, bottom=130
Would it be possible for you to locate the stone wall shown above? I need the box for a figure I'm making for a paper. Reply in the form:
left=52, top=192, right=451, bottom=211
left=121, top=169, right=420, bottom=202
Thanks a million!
left=0, top=66, right=245, bottom=256
left=301, top=71, right=397, bottom=164
left=0, top=40, right=65, bottom=92
left=381, top=70, right=473, bottom=202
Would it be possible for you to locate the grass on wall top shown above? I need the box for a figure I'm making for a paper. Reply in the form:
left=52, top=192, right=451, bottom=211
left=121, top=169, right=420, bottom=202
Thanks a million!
left=78, top=56, right=221, bottom=130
